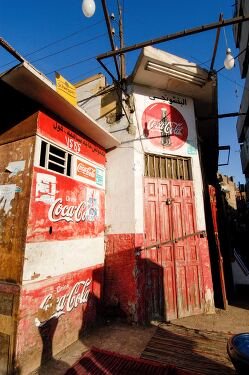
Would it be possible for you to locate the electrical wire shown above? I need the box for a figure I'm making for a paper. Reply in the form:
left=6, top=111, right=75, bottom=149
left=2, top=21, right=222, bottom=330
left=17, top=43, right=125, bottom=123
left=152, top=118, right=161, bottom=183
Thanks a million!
left=45, top=54, right=98, bottom=75
left=30, top=33, right=107, bottom=64
left=0, top=19, right=105, bottom=69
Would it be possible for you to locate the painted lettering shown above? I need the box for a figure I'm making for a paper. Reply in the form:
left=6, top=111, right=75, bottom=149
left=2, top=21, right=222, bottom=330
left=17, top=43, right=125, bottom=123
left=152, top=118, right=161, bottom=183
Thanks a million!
left=35, top=279, right=92, bottom=327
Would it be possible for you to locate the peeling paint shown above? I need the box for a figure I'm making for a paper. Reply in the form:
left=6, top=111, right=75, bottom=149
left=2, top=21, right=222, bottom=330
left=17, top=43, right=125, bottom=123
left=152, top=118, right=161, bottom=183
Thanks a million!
left=31, top=272, right=40, bottom=280
left=0, top=184, right=16, bottom=214
left=204, top=287, right=215, bottom=314
left=6, top=160, right=25, bottom=177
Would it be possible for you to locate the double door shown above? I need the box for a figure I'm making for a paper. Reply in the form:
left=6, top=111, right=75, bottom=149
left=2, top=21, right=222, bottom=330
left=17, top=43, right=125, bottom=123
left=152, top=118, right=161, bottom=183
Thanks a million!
left=144, top=177, right=203, bottom=321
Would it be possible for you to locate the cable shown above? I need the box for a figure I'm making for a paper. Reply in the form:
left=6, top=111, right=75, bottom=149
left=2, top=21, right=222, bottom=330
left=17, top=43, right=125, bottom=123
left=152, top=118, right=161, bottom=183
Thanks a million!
left=70, top=60, right=113, bottom=83
left=46, top=54, right=97, bottom=75
left=30, top=33, right=106, bottom=63
left=0, top=19, right=105, bottom=69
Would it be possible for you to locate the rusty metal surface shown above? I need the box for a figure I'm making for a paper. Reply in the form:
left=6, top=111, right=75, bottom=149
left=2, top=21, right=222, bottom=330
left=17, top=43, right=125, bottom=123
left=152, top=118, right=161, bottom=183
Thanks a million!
left=0, top=137, right=35, bottom=283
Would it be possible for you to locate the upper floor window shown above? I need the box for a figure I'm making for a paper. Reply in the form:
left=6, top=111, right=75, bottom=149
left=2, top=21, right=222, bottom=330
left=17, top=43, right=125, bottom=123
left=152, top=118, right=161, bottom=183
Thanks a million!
left=39, top=140, right=72, bottom=176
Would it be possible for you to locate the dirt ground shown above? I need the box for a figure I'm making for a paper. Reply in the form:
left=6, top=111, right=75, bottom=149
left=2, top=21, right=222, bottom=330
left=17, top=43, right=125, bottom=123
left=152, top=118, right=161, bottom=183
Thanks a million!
left=30, top=297, right=249, bottom=375
left=171, top=298, right=249, bottom=334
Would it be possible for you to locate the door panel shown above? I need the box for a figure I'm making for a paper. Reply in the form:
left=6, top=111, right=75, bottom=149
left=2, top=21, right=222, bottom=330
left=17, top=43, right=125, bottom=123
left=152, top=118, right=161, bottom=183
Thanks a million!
left=144, top=177, right=203, bottom=321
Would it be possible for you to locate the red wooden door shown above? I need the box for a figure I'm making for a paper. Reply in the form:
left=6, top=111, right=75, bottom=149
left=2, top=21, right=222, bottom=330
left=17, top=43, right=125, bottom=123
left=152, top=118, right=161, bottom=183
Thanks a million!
left=144, top=177, right=203, bottom=321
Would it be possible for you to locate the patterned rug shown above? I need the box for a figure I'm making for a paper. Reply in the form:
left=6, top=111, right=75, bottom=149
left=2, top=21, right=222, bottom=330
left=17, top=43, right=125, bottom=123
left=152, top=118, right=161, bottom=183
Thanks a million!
left=64, top=347, right=196, bottom=374
left=141, top=324, right=236, bottom=374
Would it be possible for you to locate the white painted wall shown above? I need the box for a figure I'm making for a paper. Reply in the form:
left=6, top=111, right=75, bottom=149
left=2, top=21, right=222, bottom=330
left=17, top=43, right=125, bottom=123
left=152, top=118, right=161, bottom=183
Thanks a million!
left=23, top=237, right=104, bottom=284
left=105, top=143, right=136, bottom=233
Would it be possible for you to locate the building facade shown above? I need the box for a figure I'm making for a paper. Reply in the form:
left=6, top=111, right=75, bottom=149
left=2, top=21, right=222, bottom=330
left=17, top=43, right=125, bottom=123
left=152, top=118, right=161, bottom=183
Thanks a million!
left=76, top=47, right=220, bottom=324
left=0, top=63, right=119, bottom=374
left=233, top=0, right=249, bottom=199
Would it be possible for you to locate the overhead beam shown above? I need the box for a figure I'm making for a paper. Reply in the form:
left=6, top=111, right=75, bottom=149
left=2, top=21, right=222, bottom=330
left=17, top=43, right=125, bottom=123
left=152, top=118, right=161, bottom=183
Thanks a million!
left=198, top=112, right=247, bottom=121
left=0, top=37, right=25, bottom=63
left=97, top=13, right=249, bottom=60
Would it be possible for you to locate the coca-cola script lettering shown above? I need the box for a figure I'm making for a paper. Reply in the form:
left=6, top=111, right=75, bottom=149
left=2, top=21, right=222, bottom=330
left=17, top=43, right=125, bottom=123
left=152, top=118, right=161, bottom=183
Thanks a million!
left=48, top=198, right=88, bottom=222
left=35, top=279, right=92, bottom=327
left=142, top=102, right=188, bottom=151
left=76, top=160, right=96, bottom=182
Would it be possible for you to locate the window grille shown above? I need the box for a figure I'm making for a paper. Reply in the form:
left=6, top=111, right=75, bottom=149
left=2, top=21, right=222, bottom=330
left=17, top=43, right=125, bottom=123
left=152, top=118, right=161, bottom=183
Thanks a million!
left=144, top=153, right=192, bottom=180
left=39, top=140, right=72, bottom=176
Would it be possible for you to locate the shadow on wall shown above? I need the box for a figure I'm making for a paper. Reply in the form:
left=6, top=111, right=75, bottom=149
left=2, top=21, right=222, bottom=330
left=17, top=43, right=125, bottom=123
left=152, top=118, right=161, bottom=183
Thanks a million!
left=36, top=318, right=70, bottom=375
left=21, top=267, right=105, bottom=375
left=103, top=244, right=167, bottom=325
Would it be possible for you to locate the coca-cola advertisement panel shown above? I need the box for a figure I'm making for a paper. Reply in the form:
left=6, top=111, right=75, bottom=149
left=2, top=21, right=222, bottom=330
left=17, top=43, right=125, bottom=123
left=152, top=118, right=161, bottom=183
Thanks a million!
left=134, top=89, right=199, bottom=157
left=27, top=167, right=105, bottom=242
left=37, top=111, right=106, bottom=166
left=17, top=266, right=103, bottom=362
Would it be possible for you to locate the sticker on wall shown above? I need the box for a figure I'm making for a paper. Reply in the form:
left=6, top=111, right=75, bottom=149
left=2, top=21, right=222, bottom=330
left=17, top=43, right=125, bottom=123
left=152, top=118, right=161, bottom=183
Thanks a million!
left=142, top=102, right=188, bottom=150
left=35, top=173, right=57, bottom=204
left=0, top=184, right=16, bottom=214
left=76, top=159, right=105, bottom=188
left=187, top=140, right=197, bottom=155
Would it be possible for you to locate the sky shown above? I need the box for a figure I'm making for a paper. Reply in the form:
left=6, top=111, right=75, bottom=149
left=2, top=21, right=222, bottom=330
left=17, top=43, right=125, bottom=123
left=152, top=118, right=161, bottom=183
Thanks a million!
left=0, top=0, right=246, bottom=185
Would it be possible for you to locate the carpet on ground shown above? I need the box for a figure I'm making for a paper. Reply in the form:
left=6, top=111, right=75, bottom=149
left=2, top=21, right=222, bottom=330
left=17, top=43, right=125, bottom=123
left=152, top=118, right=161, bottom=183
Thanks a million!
left=141, top=324, right=236, bottom=375
left=64, top=346, right=197, bottom=375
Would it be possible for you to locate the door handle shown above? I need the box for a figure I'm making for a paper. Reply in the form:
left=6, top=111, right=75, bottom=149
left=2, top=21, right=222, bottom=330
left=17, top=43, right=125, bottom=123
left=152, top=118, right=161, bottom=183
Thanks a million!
left=165, top=198, right=172, bottom=205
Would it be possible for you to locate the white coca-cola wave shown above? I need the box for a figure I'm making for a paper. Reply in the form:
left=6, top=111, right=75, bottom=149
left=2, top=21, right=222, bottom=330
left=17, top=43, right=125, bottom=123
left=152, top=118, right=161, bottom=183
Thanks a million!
left=35, top=279, right=92, bottom=327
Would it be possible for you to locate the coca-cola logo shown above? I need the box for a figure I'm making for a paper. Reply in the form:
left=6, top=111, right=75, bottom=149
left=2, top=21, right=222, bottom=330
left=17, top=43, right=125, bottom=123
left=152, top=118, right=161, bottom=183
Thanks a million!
left=142, top=102, right=188, bottom=150
left=77, top=160, right=96, bottom=181
left=48, top=198, right=87, bottom=222
left=48, top=195, right=99, bottom=223
left=35, top=279, right=92, bottom=327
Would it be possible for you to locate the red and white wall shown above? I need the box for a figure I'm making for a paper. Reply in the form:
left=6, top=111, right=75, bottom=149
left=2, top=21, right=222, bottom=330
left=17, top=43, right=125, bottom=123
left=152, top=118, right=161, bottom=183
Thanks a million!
left=16, top=112, right=106, bottom=372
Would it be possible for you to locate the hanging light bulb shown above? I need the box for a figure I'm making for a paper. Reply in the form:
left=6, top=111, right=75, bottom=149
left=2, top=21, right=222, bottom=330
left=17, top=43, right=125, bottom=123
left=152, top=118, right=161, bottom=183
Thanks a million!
left=224, top=48, right=235, bottom=70
left=82, top=0, right=96, bottom=17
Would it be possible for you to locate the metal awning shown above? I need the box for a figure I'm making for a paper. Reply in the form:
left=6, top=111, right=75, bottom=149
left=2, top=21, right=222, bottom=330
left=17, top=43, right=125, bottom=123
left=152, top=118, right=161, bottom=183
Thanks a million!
left=1, top=62, right=120, bottom=150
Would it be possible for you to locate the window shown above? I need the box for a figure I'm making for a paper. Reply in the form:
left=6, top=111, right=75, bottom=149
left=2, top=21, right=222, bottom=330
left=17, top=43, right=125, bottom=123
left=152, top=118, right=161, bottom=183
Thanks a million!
left=144, top=153, right=192, bottom=180
left=39, top=140, right=72, bottom=176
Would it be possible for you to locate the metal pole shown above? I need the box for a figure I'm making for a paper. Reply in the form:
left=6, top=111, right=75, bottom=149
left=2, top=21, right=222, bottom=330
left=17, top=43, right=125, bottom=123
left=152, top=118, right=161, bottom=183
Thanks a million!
left=209, top=13, right=223, bottom=72
left=118, top=1, right=126, bottom=80
left=97, top=13, right=249, bottom=60
left=101, top=0, right=121, bottom=80
left=0, top=37, right=25, bottom=63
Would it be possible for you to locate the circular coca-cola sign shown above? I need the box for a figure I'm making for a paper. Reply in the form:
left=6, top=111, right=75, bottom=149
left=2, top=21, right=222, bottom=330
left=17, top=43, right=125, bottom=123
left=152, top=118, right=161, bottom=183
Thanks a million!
left=142, top=102, right=188, bottom=150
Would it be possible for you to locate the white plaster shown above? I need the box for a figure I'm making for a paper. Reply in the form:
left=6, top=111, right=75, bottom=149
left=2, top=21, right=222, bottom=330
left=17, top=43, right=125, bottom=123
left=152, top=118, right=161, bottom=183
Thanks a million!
left=105, top=147, right=135, bottom=234
left=23, top=236, right=104, bottom=284
left=204, top=287, right=215, bottom=314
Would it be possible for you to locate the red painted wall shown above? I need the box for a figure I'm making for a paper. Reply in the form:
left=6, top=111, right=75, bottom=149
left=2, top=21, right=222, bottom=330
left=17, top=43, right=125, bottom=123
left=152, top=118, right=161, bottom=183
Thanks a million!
left=15, top=112, right=107, bottom=374
left=16, top=266, right=103, bottom=373
left=104, top=233, right=143, bottom=323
